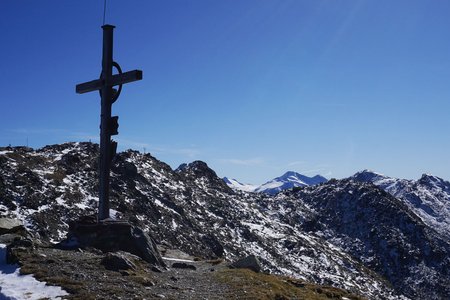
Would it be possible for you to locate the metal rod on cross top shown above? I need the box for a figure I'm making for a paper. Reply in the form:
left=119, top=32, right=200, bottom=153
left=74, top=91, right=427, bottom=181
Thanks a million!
left=76, top=25, right=143, bottom=221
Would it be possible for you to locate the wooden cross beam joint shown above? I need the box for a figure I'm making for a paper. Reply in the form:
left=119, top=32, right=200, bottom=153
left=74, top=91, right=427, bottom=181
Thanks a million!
left=76, top=69, right=143, bottom=94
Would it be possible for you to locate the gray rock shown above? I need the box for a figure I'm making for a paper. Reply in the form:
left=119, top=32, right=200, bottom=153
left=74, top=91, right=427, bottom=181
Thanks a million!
left=230, top=255, right=262, bottom=273
left=0, top=233, right=23, bottom=244
left=0, top=218, right=25, bottom=235
left=151, top=266, right=163, bottom=273
left=101, top=252, right=136, bottom=271
left=132, top=226, right=166, bottom=267
left=6, top=237, right=34, bottom=264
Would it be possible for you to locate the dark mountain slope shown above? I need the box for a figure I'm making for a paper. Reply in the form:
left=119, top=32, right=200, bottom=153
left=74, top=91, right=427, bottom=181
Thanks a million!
left=273, top=180, right=450, bottom=299
left=351, top=170, right=450, bottom=240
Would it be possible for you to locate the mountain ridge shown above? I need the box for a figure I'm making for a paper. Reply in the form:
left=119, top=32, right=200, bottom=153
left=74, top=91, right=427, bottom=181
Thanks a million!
left=1, top=142, right=449, bottom=299
left=350, top=169, right=450, bottom=240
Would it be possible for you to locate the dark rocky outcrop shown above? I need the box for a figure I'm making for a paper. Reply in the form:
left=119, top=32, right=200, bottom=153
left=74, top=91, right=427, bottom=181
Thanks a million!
left=6, top=236, right=34, bottom=264
left=276, top=180, right=450, bottom=299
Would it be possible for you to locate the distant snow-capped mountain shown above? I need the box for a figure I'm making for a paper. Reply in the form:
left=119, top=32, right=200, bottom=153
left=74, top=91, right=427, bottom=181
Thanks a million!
left=255, top=171, right=327, bottom=195
left=351, top=169, right=450, bottom=239
left=224, top=171, right=327, bottom=195
left=222, top=177, right=258, bottom=192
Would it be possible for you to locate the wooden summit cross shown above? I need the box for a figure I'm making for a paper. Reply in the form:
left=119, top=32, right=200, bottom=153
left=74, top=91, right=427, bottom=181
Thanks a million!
left=76, top=25, right=142, bottom=221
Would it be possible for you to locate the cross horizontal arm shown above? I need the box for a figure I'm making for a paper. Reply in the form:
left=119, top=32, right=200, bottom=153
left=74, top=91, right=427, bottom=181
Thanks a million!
left=111, top=70, right=143, bottom=87
left=76, top=79, right=103, bottom=94
left=76, top=70, right=143, bottom=94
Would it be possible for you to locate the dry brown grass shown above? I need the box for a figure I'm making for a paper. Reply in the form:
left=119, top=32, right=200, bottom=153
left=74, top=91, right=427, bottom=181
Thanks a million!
left=215, top=268, right=365, bottom=300
left=206, top=258, right=224, bottom=265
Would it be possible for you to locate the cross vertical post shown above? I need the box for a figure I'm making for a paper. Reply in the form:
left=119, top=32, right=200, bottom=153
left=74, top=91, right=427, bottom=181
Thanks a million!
left=99, top=24, right=114, bottom=220
left=76, top=24, right=143, bottom=222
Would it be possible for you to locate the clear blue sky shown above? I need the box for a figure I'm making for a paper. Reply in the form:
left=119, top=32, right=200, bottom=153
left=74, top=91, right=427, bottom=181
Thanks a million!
left=1, top=1, right=449, bottom=184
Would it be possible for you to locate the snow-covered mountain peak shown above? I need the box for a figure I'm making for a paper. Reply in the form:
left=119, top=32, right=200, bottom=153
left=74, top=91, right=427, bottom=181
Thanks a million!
left=222, top=177, right=258, bottom=192
left=352, top=169, right=388, bottom=182
left=278, top=171, right=327, bottom=184
left=280, top=171, right=301, bottom=178
left=223, top=171, right=327, bottom=194
left=418, top=173, right=450, bottom=190
left=254, top=171, right=327, bottom=195
left=278, top=171, right=305, bottom=183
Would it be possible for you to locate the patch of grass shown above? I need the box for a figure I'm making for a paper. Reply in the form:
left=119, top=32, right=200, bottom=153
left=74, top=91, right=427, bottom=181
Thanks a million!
left=20, top=264, right=90, bottom=299
left=20, top=262, right=85, bottom=296
left=44, top=276, right=85, bottom=295
left=215, top=268, right=365, bottom=300
left=20, top=264, right=48, bottom=279
left=129, top=274, right=156, bottom=287
left=206, top=258, right=224, bottom=265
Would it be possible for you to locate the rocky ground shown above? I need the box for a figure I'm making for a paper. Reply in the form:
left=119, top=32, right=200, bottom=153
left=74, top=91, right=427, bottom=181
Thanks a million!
left=9, top=240, right=364, bottom=300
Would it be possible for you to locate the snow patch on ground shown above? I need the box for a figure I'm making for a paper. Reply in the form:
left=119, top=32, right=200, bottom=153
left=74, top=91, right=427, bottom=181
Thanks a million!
left=0, top=244, right=68, bottom=300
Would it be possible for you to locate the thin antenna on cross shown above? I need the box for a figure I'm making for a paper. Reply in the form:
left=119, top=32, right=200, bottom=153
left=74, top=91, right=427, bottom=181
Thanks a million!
left=103, top=0, right=108, bottom=25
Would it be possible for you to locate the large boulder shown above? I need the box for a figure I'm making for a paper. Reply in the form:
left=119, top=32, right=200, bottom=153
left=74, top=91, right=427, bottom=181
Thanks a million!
left=0, top=233, right=24, bottom=245
left=5, top=237, right=34, bottom=264
left=131, top=226, right=165, bottom=266
left=101, top=251, right=137, bottom=271
left=230, top=255, right=262, bottom=273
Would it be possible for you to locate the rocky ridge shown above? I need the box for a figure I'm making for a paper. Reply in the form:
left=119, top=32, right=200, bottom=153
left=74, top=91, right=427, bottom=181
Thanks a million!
left=351, top=170, right=450, bottom=240
left=1, top=143, right=449, bottom=299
